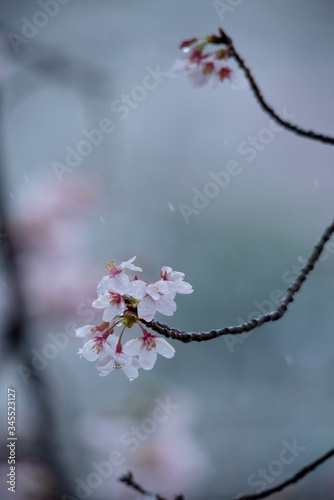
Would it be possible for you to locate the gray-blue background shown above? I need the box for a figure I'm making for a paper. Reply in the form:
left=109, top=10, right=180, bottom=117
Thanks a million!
left=0, top=1, right=334, bottom=499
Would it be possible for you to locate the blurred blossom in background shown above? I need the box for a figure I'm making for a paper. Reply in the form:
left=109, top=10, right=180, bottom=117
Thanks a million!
left=10, top=174, right=99, bottom=318
left=76, top=388, right=209, bottom=499
left=0, top=1, right=334, bottom=499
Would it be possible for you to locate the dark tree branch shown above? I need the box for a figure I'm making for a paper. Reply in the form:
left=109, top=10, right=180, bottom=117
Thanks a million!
left=121, top=447, right=334, bottom=500
left=125, top=24, right=334, bottom=500
left=213, top=28, right=334, bottom=146
left=119, top=471, right=184, bottom=500
left=231, top=446, right=334, bottom=500
left=142, top=218, right=334, bottom=342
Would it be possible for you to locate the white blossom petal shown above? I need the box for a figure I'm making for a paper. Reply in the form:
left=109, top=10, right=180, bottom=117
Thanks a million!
left=121, top=362, right=139, bottom=381
left=97, top=275, right=113, bottom=296
left=174, top=281, right=193, bottom=294
left=123, top=338, right=144, bottom=356
left=137, top=295, right=157, bottom=321
left=97, top=357, right=116, bottom=376
left=83, top=330, right=96, bottom=343
left=155, top=294, right=177, bottom=316
left=92, top=293, right=110, bottom=309
left=170, top=58, right=189, bottom=75
left=102, top=301, right=126, bottom=321
left=139, top=348, right=157, bottom=370
left=114, top=352, right=133, bottom=366
left=161, top=266, right=185, bottom=281
left=127, top=279, right=147, bottom=299
left=155, top=338, right=175, bottom=359
left=80, top=339, right=101, bottom=361
left=120, top=256, right=142, bottom=273
left=105, top=338, right=118, bottom=353
left=75, top=325, right=93, bottom=337
left=96, top=273, right=130, bottom=296
left=187, top=65, right=210, bottom=87
left=111, top=273, right=131, bottom=294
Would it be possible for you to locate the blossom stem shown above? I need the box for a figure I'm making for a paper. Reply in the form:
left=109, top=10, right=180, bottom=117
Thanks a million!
left=116, top=324, right=127, bottom=353
left=216, top=27, right=334, bottom=146
left=137, top=321, right=148, bottom=336
left=143, top=218, right=334, bottom=342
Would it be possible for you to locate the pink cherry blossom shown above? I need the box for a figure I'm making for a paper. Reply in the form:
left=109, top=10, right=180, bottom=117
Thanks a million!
left=123, top=333, right=175, bottom=370
left=172, top=54, right=233, bottom=88
left=93, top=290, right=127, bottom=321
left=161, top=266, right=193, bottom=294
left=97, top=271, right=131, bottom=297
left=105, top=255, right=142, bottom=277
left=137, top=280, right=177, bottom=321
left=77, top=325, right=116, bottom=362
left=96, top=256, right=141, bottom=297
left=9, top=174, right=100, bottom=318
left=76, top=258, right=193, bottom=379
left=171, top=37, right=234, bottom=89
left=96, top=345, right=140, bottom=381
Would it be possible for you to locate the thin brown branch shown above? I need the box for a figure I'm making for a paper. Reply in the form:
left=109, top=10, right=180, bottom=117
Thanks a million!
left=119, top=472, right=184, bottom=500
left=120, top=447, right=334, bottom=500
left=216, top=28, right=334, bottom=146
left=142, top=218, right=334, bottom=342
left=231, top=446, right=334, bottom=500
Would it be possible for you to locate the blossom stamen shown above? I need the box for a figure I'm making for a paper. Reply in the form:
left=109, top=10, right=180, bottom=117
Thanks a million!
left=105, top=260, right=121, bottom=277
left=145, top=337, right=156, bottom=351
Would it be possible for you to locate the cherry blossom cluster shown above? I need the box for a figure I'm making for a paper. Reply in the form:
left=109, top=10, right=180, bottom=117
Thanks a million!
left=171, top=34, right=233, bottom=88
left=76, top=257, right=193, bottom=381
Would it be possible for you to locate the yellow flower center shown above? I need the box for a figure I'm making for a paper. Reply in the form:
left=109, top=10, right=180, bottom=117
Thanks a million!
left=105, top=260, right=117, bottom=272
left=92, top=340, right=103, bottom=354
left=108, top=292, right=120, bottom=304
left=145, top=338, right=156, bottom=351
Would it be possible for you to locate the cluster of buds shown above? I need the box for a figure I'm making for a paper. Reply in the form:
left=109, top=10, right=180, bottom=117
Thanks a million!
left=171, top=33, right=234, bottom=88
left=76, top=257, right=193, bottom=381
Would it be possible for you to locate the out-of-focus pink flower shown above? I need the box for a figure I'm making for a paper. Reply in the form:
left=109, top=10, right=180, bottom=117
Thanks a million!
left=9, top=174, right=100, bottom=318
left=171, top=35, right=235, bottom=89
left=171, top=54, right=233, bottom=88
left=77, top=391, right=210, bottom=499
left=0, top=461, right=60, bottom=499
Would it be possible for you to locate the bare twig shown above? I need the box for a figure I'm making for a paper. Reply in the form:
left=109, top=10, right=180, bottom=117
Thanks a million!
left=143, top=218, right=334, bottom=342
left=119, top=472, right=184, bottom=500
left=120, top=446, right=334, bottom=500
left=232, top=446, right=334, bottom=500
left=214, top=28, right=334, bottom=146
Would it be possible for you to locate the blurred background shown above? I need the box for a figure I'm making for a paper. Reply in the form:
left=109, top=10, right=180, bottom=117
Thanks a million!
left=0, top=1, right=334, bottom=498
